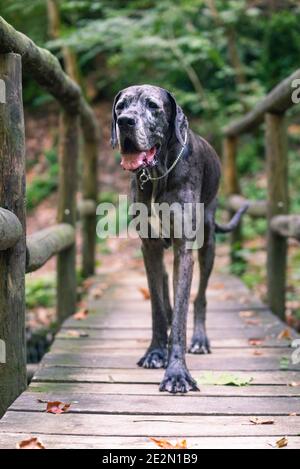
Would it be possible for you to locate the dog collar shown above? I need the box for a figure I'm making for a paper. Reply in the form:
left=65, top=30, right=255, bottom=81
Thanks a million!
left=138, top=132, right=188, bottom=191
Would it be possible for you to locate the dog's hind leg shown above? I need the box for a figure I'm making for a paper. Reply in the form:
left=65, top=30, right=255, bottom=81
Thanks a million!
left=137, top=239, right=169, bottom=369
left=189, top=202, right=216, bottom=354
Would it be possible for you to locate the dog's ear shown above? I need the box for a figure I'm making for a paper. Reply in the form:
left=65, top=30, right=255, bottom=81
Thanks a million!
left=111, top=90, right=123, bottom=148
left=166, top=91, right=188, bottom=146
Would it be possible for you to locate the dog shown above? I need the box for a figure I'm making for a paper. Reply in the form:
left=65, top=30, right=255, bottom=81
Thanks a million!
left=111, top=85, right=247, bottom=393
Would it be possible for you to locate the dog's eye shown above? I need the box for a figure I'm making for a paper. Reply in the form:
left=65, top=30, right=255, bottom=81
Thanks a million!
left=148, top=100, right=159, bottom=110
left=116, top=101, right=125, bottom=111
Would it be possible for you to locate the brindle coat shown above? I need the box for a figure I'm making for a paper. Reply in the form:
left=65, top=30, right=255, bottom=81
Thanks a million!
left=111, top=85, right=245, bottom=393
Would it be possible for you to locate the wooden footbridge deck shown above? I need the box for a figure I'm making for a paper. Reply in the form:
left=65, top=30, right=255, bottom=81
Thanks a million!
left=1, top=257, right=300, bottom=449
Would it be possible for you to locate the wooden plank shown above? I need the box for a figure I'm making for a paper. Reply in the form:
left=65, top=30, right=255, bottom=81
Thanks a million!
left=63, top=310, right=282, bottom=329
left=51, top=337, right=292, bottom=351
left=33, top=366, right=300, bottom=385
left=41, top=350, right=300, bottom=371
left=1, top=433, right=299, bottom=449
left=26, top=381, right=300, bottom=398
left=58, top=324, right=289, bottom=340
left=9, top=391, right=300, bottom=416
left=0, top=53, right=27, bottom=417
left=47, top=346, right=292, bottom=358
left=1, top=412, right=300, bottom=437
left=33, top=366, right=300, bottom=386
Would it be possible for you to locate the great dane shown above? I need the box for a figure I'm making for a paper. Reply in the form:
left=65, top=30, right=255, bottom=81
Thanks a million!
left=111, top=85, right=247, bottom=394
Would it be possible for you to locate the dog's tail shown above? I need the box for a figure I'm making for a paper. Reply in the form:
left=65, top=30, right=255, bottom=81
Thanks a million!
left=215, top=203, right=249, bottom=234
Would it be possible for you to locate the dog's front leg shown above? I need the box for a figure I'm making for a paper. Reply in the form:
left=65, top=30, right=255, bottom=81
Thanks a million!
left=137, top=239, right=168, bottom=369
left=160, top=241, right=199, bottom=393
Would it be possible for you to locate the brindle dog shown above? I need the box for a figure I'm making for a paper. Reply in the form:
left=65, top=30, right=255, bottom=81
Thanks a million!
left=111, top=85, right=247, bottom=393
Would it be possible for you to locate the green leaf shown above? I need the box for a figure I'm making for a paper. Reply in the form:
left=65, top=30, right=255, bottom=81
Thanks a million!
left=279, top=356, right=290, bottom=370
left=198, top=372, right=253, bottom=387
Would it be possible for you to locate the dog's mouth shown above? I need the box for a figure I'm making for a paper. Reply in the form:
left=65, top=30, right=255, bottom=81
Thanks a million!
left=120, top=137, right=158, bottom=171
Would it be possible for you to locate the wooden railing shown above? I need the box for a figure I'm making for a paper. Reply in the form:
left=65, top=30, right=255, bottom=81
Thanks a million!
left=0, top=17, right=100, bottom=416
left=223, top=68, right=300, bottom=322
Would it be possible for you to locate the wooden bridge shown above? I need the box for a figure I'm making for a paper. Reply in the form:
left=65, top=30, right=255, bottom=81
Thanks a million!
left=0, top=17, right=300, bottom=449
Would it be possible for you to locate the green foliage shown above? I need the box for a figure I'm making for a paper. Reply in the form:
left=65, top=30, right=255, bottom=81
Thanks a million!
left=4, top=0, right=300, bottom=131
left=260, top=11, right=300, bottom=90
left=26, top=148, right=59, bottom=211
left=26, top=276, right=56, bottom=309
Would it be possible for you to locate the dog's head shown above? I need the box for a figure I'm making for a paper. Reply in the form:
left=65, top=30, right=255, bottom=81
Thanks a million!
left=111, top=85, right=188, bottom=171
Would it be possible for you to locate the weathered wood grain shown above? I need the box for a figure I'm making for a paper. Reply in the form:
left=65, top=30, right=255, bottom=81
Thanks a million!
left=10, top=391, right=300, bottom=416
left=271, top=215, right=300, bottom=241
left=227, top=195, right=267, bottom=218
left=33, top=366, right=300, bottom=386
left=266, top=113, right=288, bottom=320
left=0, top=433, right=299, bottom=449
left=1, top=268, right=299, bottom=449
left=223, top=68, right=300, bottom=137
left=41, top=349, right=299, bottom=372
left=1, top=413, right=300, bottom=437
left=56, top=110, right=79, bottom=322
left=27, top=381, right=300, bottom=397
left=0, top=208, right=22, bottom=251
left=0, top=53, right=27, bottom=417
left=26, top=223, right=75, bottom=273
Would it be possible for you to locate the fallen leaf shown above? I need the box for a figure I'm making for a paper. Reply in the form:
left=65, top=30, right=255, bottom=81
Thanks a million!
left=16, top=437, right=45, bottom=449
left=250, top=417, right=275, bottom=425
left=139, top=287, right=150, bottom=300
left=63, top=329, right=89, bottom=338
left=277, top=329, right=292, bottom=341
left=91, top=284, right=108, bottom=299
left=252, top=350, right=263, bottom=356
left=288, top=381, right=300, bottom=387
left=46, top=401, right=71, bottom=414
left=239, top=310, right=256, bottom=319
left=275, top=437, right=288, bottom=448
left=289, top=413, right=297, bottom=416
left=198, top=372, right=253, bottom=387
left=73, top=308, right=89, bottom=320
left=150, top=437, right=187, bottom=449
left=248, top=338, right=264, bottom=346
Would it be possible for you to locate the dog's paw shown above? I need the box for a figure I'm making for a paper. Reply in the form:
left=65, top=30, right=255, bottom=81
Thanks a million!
left=159, top=362, right=199, bottom=394
left=137, top=347, right=168, bottom=369
left=188, top=332, right=211, bottom=355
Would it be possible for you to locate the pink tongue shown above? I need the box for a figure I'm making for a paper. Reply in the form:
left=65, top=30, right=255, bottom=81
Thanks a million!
left=121, top=147, right=156, bottom=171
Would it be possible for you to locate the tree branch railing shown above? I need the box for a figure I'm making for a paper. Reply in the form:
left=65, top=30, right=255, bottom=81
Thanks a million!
left=222, top=68, right=300, bottom=322
left=0, top=17, right=100, bottom=416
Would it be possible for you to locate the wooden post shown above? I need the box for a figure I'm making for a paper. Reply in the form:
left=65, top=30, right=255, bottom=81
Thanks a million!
left=265, top=113, right=288, bottom=320
left=223, top=136, right=244, bottom=269
left=81, top=106, right=99, bottom=278
left=0, top=53, right=26, bottom=416
left=57, top=110, right=79, bottom=323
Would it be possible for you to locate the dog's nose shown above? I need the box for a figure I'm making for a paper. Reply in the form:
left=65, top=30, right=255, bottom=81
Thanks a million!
left=117, top=116, right=136, bottom=128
